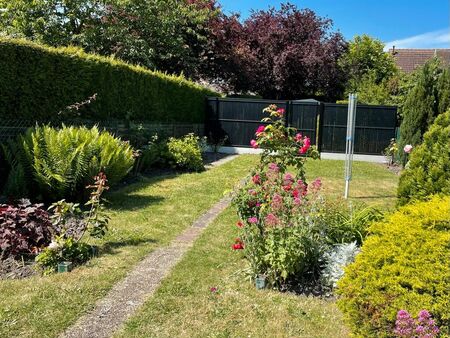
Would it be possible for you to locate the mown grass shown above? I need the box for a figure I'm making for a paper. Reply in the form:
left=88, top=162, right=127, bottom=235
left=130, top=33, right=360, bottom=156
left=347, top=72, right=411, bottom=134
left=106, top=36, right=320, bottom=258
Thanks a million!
left=115, top=158, right=398, bottom=337
left=305, top=159, right=399, bottom=210
left=0, top=155, right=258, bottom=338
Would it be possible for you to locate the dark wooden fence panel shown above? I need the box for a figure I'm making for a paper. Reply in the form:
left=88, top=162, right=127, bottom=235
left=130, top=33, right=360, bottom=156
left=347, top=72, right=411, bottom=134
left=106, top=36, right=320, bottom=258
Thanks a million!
left=207, top=97, right=398, bottom=155
left=206, top=98, right=288, bottom=147
left=290, top=102, right=320, bottom=145
left=321, top=104, right=397, bottom=154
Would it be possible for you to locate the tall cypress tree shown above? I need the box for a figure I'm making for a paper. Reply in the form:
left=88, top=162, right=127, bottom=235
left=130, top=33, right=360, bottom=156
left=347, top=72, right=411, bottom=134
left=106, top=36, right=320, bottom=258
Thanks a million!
left=437, top=67, right=450, bottom=114
left=398, top=58, right=446, bottom=162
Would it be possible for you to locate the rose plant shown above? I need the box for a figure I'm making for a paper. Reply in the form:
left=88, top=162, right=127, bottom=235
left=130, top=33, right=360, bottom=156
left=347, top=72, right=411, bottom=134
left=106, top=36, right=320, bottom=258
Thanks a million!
left=232, top=105, right=329, bottom=288
left=250, top=105, right=319, bottom=180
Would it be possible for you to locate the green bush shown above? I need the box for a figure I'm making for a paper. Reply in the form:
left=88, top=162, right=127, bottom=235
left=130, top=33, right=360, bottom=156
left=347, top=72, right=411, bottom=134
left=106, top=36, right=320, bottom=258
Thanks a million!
left=3, top=125, right=134, bottom=202
left=397, top=110, right=450, bottom=206
left=36, top=237, right=93, bottom=275
left=0, top=38, right=219, bottom=122
left=134, top=134, right=171, bottom=173
left=167, top=134, right=205, bottom=172
left=337, top=196, right=450, bottom=337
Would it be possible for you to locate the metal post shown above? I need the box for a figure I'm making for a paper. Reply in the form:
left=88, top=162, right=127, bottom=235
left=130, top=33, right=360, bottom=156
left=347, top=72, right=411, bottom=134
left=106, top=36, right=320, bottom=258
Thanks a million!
left=344, top=94, right=357, bottom=199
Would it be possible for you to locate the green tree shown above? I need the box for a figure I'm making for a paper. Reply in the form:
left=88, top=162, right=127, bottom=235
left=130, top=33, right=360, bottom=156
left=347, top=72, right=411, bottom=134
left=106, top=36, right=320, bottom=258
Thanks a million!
left=0, top=0, right=217, bottom=78
left=340, top=34, right=398, bottom=89
left=0, top=0, right=104, bottom=46
left=83, top=0, right=217, bottom=78
left=398, top=58, right=448, bottom=160
left=397, top=110, right=450, bottom=205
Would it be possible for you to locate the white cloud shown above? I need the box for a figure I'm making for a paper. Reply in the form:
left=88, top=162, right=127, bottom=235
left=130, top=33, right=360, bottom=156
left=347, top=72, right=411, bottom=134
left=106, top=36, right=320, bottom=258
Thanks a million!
left=384, top=29, right=450, bottom=50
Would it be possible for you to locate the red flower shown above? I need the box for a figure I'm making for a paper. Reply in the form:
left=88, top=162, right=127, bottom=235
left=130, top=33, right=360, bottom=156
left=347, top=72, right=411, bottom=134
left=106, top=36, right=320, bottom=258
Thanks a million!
left=252, top=174, right=261, bottom=185
left=232, top=238, right=244, bottom=250
left=236, top=221, right=244, bottom=228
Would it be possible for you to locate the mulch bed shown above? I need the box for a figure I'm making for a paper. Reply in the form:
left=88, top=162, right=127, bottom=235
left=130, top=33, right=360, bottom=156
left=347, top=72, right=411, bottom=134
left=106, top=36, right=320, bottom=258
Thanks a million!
left=0, top=256, right=36, bottom=280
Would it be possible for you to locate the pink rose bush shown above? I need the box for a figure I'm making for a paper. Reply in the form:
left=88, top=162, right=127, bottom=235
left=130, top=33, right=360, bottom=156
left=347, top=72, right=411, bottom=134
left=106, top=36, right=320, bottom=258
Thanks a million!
left=232, top=161, right=329, bottom=286
left=249, top=104, right=318, bottom=178
left=231, top=105, right=330, bottom=287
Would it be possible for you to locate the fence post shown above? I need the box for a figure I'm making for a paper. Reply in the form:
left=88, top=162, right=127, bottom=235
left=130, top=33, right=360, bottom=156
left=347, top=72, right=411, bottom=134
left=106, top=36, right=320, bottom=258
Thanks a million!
left=285, top=101, right=291, bottom=128
left=316, top=102, right=325, bottom=153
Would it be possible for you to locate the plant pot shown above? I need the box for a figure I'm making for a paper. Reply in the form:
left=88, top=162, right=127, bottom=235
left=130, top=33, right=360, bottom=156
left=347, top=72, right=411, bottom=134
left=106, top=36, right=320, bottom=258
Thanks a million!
left=57, top=261, right=73, bottom=273
left=255, top=275, right=267, bottom=290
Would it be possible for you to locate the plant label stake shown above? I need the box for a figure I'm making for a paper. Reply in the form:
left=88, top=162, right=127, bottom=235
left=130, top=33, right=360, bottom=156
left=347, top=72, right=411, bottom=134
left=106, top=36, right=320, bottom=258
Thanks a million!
left=344, top=94, right=357, bottom=199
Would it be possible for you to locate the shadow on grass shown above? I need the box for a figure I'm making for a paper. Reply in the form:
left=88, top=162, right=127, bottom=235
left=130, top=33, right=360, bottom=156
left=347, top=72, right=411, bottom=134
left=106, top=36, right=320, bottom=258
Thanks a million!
left=107, top=194, right=165, bottom=211
left=101, top=237, right=158, bottom=256
left=106, top=172, right=181, bottom=211
left=353, top=195, right=396, bottom=200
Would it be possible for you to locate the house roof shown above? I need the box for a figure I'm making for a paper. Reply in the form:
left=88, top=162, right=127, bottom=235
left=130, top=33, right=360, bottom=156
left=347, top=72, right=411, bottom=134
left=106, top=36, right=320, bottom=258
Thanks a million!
left=388, top=48, right=450, bottom=73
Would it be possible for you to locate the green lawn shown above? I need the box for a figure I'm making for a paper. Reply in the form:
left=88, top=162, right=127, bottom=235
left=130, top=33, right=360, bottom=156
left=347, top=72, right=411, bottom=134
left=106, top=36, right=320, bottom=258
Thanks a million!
left=0, top=155, right=398, bottom=338
left=0, top=155, right=258, bottom=338
left=115, top=207, right=349, bottom=338
left=305, top=159, right=399, bottom=210
left=115, top=158, right=398, bottom=338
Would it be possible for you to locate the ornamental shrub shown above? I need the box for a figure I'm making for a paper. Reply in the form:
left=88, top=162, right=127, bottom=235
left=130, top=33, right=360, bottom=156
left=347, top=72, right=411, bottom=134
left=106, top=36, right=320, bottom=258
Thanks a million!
left=167, top=133, right=205, bottom=172
left=0, top=200, right=57, bottom=258
left=0, top=38, right=218, bottom=122
left=398, top=59, right=450, bottom=162
left=337, top=196, right=450, bottom=337
left=35, top=236, right=93, bottom=275
left=397, top=110, right=450, bottom=206
left=233, top=105, right=324, bottom=287
left=3, top=125, right=134, bottom=202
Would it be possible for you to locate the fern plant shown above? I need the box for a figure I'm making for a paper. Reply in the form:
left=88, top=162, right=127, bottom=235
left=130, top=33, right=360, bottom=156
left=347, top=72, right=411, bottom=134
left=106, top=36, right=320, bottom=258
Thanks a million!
left=3, top=125, right=134, bottom=202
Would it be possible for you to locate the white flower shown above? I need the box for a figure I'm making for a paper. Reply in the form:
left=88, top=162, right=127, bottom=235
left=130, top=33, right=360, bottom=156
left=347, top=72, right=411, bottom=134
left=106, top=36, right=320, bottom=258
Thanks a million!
left=403, top=144, right=413, bottom=154
left=48, top=241, right=59, bottom=250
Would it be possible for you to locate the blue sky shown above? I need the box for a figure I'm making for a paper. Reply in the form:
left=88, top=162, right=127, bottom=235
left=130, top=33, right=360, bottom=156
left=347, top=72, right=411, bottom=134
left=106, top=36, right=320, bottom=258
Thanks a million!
left=219, top=0, right=450, bottom=49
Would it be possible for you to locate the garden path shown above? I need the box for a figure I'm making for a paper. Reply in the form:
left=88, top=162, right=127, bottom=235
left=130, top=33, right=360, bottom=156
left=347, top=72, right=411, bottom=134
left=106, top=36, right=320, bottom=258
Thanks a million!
left=61, top=155, right=238, bottom=338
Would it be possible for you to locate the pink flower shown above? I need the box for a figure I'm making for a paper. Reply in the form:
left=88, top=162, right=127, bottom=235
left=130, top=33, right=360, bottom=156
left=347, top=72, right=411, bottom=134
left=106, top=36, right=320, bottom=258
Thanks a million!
left=252, top=174, right=261, bottom=185
left=404, top=144, right=413, bottom=154
left=255, top=125, right=266, bottom=136
left=265, top=213, right=279, bottom=226
left=294, top=133, right=303, bottom=142
left=293, top=197, right=301, bottom=205
left=210, top=287, right=218, bottom=293
left=268, top=163, right=279, bottom=172
left=248, top=217, right=258, bottom=224
left=283, top=173, right=294, bottom=183
left=311, top=178, right=322, bottom=192
left=271, top=193, right=283, bottom=210
left=250, top=139, right=259, bottom=149
left=299, top=137, right=311, bottom=154
left=303, top=137, right=311, bottom=148
left=276, top=108, right=285, bottom=116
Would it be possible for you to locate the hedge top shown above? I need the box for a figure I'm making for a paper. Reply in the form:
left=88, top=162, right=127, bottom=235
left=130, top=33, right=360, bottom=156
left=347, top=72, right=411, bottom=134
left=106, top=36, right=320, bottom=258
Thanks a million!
left=0, top=38, right=220, bottom=123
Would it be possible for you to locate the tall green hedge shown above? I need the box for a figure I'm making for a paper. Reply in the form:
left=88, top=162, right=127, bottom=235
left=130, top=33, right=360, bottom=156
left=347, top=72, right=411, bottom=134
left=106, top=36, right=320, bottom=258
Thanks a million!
left=0, top=38, right=219, bottom=123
